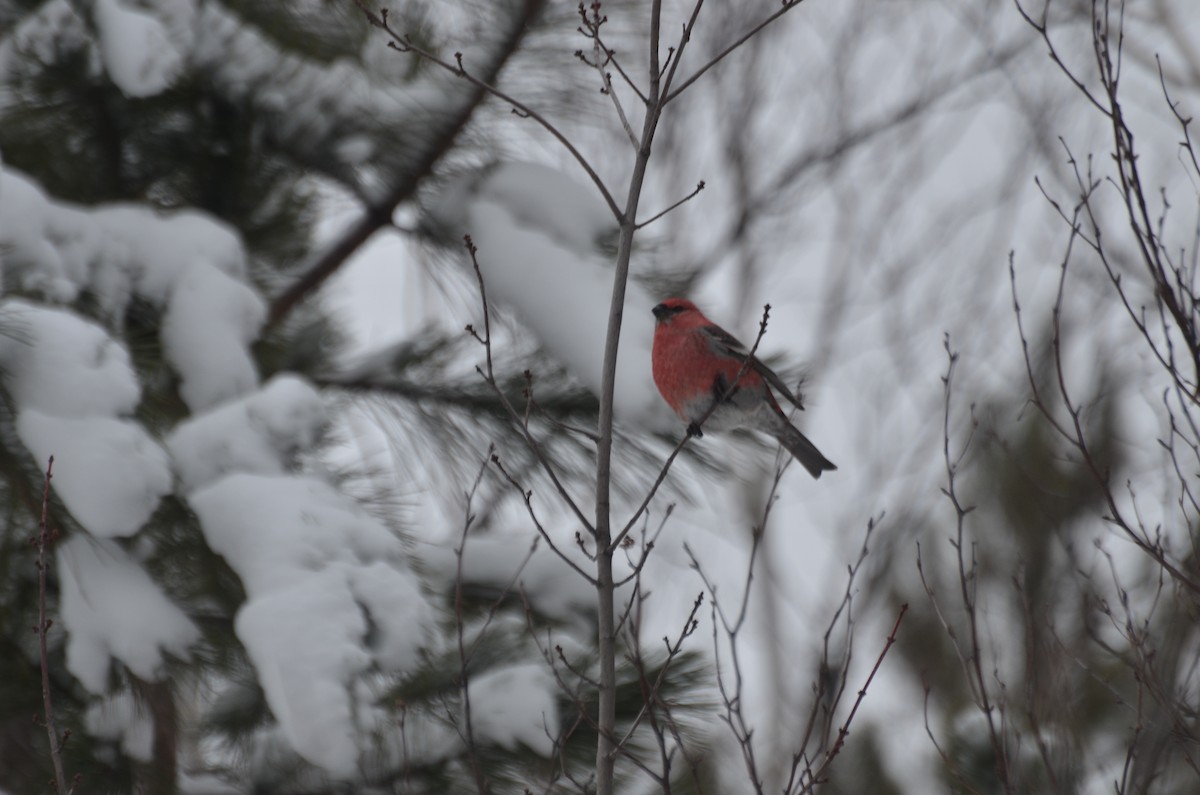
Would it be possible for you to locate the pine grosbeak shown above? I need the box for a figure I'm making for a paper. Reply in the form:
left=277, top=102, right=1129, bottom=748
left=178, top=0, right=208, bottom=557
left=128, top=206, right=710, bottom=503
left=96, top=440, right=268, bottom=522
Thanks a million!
left=651, top=297, right=836, bottom=478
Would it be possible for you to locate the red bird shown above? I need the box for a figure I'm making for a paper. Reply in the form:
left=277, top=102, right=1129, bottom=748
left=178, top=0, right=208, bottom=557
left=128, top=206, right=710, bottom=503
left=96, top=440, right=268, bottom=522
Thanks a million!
left=651, top=298, right=836, bottom=479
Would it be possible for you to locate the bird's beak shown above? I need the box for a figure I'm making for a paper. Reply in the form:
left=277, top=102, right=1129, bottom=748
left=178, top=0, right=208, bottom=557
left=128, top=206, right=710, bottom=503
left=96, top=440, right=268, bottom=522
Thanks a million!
left=652, top=303, right=667, bottom=320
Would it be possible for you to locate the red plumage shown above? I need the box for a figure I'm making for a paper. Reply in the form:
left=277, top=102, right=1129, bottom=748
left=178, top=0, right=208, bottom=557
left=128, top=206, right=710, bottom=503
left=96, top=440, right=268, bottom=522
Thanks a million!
left=651, top=297, right=836, bottom=479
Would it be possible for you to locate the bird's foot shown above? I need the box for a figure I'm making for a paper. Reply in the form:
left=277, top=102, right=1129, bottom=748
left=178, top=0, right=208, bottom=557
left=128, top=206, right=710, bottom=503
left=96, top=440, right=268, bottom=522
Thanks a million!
left=686, top=422, right=703, bottom=438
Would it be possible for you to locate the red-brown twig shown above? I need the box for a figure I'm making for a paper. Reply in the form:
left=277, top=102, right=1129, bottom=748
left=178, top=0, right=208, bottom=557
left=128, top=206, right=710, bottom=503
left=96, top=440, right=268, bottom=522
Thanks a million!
left=796, top=604, right=908, bottom=793
left=33, top=456, right=73, bottom=795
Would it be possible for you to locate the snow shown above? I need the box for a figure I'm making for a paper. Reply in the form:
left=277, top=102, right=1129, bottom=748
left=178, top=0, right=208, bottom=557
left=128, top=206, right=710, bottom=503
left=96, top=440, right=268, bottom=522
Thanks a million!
left=0, top=301, right=172, bottom=537
left=424, top=534, right=597, bottom=622
left=161, top=262, right=264, bottom=410
left=0, top=5, right=609, bottom=784
left=93, top=0, right=184, bottom=98
left=58, top=536, right=200, bottom=694
left=335, top=135, right=375, bottom=166
left=178, top=770, right=244, bottom=795
left=166, top=375, right=326, bottom=493
left=345, top=560, right=429, bottom=670
left=0, top=300, right=140, bottom=417
left=234, top=573, right=368, bottom=777
left=468, top=662, right=559, bottom=757
left=0, top=2, right=91, bottom=84
left=85, top=689, right=155, bottom=763
left=430, top=163, right=673, bottom=427
left=0, top=167, right=264, bottom=412
left=480, top=162, right=616, bottom=253
left=179, top=0, right=463, bottom=198
left=189, top=474, right=417, bottom=593
left=189, top=473, right=431, bottom=775
left=2, top=147, right=434, bottom=774
left=18, top=412, right=171, bottom=537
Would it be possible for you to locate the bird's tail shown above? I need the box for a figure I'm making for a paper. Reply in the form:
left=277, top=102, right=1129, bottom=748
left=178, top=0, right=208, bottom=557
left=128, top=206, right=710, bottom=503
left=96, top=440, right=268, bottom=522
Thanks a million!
left=771, top=417, right=837, bottom=479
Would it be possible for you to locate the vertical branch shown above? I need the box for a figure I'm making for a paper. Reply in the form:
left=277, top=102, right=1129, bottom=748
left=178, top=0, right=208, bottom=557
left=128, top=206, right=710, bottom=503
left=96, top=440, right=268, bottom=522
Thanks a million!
left=938, top=337, right=1014, bottom=792
left=455, top=448, right=495, bottom=795
left=33, top=456, right=72, bottom=795
left=592, top=0, right=667, bottom=787
left=686, top=532, right=768, bottom=795
left=592, top=2, right=811, bottom=786
left=359, top=5, right=818, bottom=792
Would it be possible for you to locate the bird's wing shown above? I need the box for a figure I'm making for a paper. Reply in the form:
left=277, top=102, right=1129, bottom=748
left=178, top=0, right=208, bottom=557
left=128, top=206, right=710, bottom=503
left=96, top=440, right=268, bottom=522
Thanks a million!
left=701, top=323, right=805, bottom=411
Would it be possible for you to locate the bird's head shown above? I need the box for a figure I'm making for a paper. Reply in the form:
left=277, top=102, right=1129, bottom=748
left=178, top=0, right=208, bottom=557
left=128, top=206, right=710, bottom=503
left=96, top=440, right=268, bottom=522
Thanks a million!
left=652, top=297, right=698, bottom=323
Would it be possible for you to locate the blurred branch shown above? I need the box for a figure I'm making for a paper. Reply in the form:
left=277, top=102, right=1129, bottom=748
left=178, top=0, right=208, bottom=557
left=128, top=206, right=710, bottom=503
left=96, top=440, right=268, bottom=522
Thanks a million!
left=692, top=35, right=1032, bottom=277
left=266, top=0, right=548, bottom=330
left=663, top=0, right=808, bottom=104
left=319, top=371, right=597, bottom=419
left=354, top=0, right=620, bottom=219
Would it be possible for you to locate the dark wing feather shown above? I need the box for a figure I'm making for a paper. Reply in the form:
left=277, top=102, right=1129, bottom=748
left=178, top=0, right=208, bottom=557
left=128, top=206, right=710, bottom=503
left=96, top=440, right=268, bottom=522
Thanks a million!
left=701, top=324, right=805, bottom=411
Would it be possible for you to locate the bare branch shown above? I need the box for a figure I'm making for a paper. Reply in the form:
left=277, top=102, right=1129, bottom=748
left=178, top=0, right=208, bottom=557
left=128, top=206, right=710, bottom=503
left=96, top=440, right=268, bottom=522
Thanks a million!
left=354, top=0, right=622, bottom=221
left=266, top=0, right=548, bottom=330
left=464, top=236, right=597, bottom=537
left=937, top=335, right=1015, bottom=792
left=455, top=449, right=496, bottom=795
left=33, top=456, right=74, bottom=795
left=635, top=180, right=706, bottom=230
left=796, top=604, right=908, bottom=794
left=664, top=0, right=809, bottom=104
left=490, top=453, right=597, bottom=586
left=576, top=2, right=640, bottom=149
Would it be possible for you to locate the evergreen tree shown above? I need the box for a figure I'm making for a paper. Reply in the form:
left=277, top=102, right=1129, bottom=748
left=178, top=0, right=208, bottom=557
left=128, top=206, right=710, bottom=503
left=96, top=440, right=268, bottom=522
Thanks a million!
left=0, top=2, right=706, bottom=791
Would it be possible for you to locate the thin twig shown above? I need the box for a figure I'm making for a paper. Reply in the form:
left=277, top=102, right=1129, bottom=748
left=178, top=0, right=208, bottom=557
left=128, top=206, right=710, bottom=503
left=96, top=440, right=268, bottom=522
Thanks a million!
left=686, top=530, right=767, bottom=795
left=490, top=454, right=598, bottom=585
left=784, top=516, right=881, bottom=793
left=33, top=456, right=72, bottom=795
left=664, top=0, right=808, bottom=104
left=576, top=3, right=640, bottom=149
left=797, top=603, right=908, bottom=793
left=939, top=336, right=1015, bottom=791
left=267, top=0, right=546, bottom=330
left=635, top=181, right=706, bottom=230
left=464, top=236, right=597, bottom=538
left=455, top=449, right=495, bottom=795
left=356, top=0, right=621, bottom=220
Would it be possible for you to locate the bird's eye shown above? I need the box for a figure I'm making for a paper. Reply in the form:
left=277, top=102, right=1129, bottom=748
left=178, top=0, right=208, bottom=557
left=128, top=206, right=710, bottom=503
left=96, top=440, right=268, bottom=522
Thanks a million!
left=653, top=301, right=687, bottom=319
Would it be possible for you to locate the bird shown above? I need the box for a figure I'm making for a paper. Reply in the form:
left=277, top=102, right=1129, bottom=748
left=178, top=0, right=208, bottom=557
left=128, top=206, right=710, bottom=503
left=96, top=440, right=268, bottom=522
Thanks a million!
left=651, top=297, right=837, bottom=479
